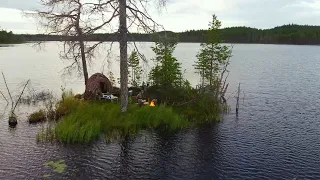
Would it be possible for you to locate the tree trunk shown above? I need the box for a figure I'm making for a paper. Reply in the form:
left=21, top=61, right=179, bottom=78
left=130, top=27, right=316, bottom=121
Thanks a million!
left=210, top=44, right=214, bottom=87
left=75, top=10, right=88, bottom=86
left=119, top=0, right=128, bottom=112
left=79, top=39, right=89, bottom=85
left=210, top=60, right=213, bottom=86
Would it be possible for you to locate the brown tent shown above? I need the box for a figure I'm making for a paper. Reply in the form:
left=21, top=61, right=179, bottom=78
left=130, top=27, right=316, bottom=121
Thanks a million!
left=83, top=73, right=113, bottom=100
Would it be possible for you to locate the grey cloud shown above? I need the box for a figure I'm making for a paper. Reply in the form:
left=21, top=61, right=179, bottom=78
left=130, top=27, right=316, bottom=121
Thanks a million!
left=1, top=0, right=320, bottom=31
left=216, top=0, right=320, bottom=28
left=0, top=0, right=40, bottom=10
left=0, top=21, right=36, bottom=33
left=163, top=0, right=319, bottom=29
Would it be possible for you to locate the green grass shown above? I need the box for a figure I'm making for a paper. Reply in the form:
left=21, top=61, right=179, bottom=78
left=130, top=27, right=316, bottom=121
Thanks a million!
left=36, top=123, right=56, bottom=143
left=44, top=159, right=67, bottom=174
left=53, top=99, right=187, bottom=144
left=61, top=88, right=74, bottom=100
left=38, top=91, right=227, bottom=144
left=55, top=97, right=83, bottom=118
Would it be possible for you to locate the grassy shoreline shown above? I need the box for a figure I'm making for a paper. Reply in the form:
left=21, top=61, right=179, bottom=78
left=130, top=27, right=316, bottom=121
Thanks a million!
left=36, top=95, right=227, bottom=144
left=37, top=97, right=190, bottom=143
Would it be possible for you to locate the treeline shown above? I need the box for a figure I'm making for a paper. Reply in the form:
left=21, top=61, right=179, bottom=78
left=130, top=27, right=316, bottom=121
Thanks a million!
left=180, top=24, right=320, bottom=45
left=22, top=32, right=163, bottom=42
left=20, top=24, right=320, bottom=45
left=0, top=30, right=24, bottom=44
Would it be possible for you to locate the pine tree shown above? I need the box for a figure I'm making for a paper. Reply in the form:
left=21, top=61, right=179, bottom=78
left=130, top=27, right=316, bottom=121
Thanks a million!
left=149, top=34, right=182, bottom=88
left=194, top=14, right=232, bottom=90
left=128, top=50, right=142, bottom=87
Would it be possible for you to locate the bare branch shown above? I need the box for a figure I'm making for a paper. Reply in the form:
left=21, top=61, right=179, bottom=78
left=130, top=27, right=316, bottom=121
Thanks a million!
left=2, top=72, right=13, bottom=109
left=12, top=80, right=30, bottom=111
left=0, top=90, right=8, bottom=104
left=127, top=29, right=148, bottom=63
left=84, top=7, right=119, bottom=34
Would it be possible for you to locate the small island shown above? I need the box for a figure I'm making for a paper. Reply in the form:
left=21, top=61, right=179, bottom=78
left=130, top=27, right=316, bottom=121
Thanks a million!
left=30, top=15, right=232, bottom=144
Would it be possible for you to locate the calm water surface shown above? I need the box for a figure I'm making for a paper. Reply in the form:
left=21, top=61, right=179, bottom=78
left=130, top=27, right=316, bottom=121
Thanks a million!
left=1, top=42, right=320, bottom=179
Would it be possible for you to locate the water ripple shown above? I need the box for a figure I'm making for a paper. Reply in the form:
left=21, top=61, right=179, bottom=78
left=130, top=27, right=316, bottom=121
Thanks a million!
left=2, top=43, right=320, bottom=179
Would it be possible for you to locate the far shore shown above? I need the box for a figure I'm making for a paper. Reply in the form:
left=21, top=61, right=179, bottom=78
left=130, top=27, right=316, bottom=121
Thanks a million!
left=12, top=41, right=320, bottom=46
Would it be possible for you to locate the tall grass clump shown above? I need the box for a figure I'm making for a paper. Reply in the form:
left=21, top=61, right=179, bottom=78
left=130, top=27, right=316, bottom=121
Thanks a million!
left=29, top=109, right=46, bottom=123
left=52, top=99, right=187, bottom=144
left=61, top=88, right=74, bottom=100
left=55, top=97, right=83, bottom=117
left=55, top=102, right=102, bottom=143
left=126, top=105, right=187, bottom=130
left=174, top=93, right=224, bottom=124
left=37, top=122, right=56, bottom=143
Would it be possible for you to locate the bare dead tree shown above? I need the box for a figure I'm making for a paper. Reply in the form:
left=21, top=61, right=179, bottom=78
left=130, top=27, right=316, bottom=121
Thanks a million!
left=29, top=0, right=167, bottom=112
left=107, top=0, right=167, bottom=112
left=218, top=45, right=233, bottom=103
left=27, top=0, right=120, bottom=85
left=84, top=0, right=167, bottom=112
left=1, top=72, right=30, bottom=127
left=119, top=0, right=129, bottom=112
left=121, top=0, right=168, bottom=112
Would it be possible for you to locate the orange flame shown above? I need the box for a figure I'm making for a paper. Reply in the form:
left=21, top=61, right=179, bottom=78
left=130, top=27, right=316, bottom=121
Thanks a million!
left=149, top=100, right=156, bottom=107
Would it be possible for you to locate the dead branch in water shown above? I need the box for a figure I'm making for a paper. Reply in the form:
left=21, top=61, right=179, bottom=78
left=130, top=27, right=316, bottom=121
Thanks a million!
left=0, top=90, right=8, bottom=104
left=242, top=91, right=245, bottom=105
left=2, top=72, right=13, bottom=109
left=12, top=80, right=30, bottom=112
left=0, top=105, right=9, bottom=120
left=236, top=83, right=241, bottom=116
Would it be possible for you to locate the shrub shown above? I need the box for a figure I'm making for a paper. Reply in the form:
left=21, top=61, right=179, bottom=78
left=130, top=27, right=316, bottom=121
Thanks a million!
left=55, top=97, right=82, bottom=118
left=29, top=110, right=46, bottom=123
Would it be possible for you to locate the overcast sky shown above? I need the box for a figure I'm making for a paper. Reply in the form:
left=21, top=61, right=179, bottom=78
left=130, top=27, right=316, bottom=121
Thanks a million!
left=0, top=0, right=320, bottom=34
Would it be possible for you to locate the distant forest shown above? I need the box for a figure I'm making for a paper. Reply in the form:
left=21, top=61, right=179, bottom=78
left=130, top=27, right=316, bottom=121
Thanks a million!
left=11, top=24, right=320, bottom=45
left=0, top=30, right=24, bottom=44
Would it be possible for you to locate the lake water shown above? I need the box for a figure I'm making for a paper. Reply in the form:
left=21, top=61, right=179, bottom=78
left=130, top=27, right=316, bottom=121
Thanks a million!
left=1, top=42, right=320, bottom=179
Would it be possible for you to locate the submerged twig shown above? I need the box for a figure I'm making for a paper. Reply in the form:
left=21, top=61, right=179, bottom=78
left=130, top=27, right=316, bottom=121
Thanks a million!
left=2, top=72, right=14, bottom=109
left=0, top=90, right=9, bottom=104
left=12, top=80, right=30, bottom=112
left=242, top=91, right=245, bottom=105
left=0, top=105, right=9, bottom=120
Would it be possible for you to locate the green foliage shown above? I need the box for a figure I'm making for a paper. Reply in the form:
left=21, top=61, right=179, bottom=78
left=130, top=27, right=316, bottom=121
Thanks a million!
left=29, top=109, right=46, bottom=123
left=173, top=91, right=223, bottom=123
left=149, top=34, right=183, bottom=90
left=38, top=89, right=229, bottom=144
left=194, top=14, right=232, bottom=87
left=35, top=15, right=238, bottom=144
left=55, top=102, right=102, bottom=144
left=51, top=99, right=186, bottom=144
left=37, top=123, right=56, bottom=143
left=125, top=105, right=187, bottom=130
left=55, top=97, right=82, bottom=117
left=44, top=159, right=67, bottom=173
left=128, top=50, right=142, bottom=87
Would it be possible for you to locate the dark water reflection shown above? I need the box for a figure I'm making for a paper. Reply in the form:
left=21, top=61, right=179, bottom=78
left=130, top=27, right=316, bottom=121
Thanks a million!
left=0, top=117, right=226, bottom=180
left=2, top=43, right=320, bottom=179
